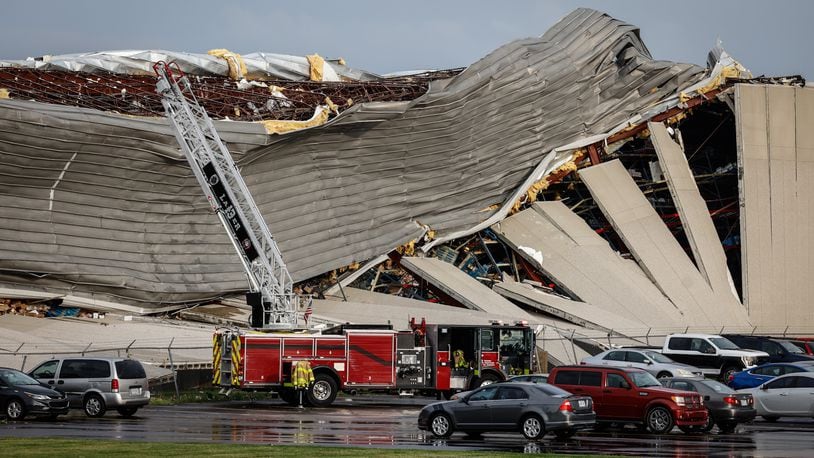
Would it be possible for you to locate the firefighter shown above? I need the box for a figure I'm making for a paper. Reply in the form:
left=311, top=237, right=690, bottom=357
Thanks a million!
left=292, top=360, right=315, bottom=408
left=453, top=349, right=468, bottom=369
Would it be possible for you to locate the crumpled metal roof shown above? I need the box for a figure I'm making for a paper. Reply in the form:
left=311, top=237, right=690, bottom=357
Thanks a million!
left=0, top=8, right=723, bottom=309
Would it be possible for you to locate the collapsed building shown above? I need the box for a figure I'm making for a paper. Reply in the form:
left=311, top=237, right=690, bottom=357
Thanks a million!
left=0, top=9, right=811, bottom=365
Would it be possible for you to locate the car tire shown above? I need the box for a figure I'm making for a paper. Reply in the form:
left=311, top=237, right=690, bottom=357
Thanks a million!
left=520, top=414, right=545, bottom=440
left=83, top=393, right=106, bottom=418
left=306, top=373, right=338, bottom=407
left=5, top=398, right=26, bottom=421
left=646, top=406, right=675, bottom=434
left=656, top=371, right=672, bottom=379
left=762, top=415, right=779, bottom=423
left=717, top=421, right=737, bottom=434
left=473, top=372, right=500, bottom=389
left=116, top=407, right=139, bottom=418
left=429, top=412, right=454, bottom=438
left=699, top=410, right=715, bottom=432
left=553, top=429, right=576, bottom=439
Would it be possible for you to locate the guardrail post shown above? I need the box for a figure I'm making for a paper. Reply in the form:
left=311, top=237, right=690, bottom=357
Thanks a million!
left=167, top=338, right=179, bottom=398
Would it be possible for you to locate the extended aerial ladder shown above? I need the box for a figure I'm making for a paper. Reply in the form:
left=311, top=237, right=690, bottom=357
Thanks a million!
left=153, top=61, right=303, bottom=328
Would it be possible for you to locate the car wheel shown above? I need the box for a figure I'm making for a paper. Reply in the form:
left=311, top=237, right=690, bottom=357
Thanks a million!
left=553, top=429, right=576, bottom=440
left=306, top=373, right=338, bottom=407
left=656, top=371, right=672, bottom=379
left=520, top=414, right=545, bottom=440
left=83, top=394, right=106, bottom=418
left=5, top=398, right=26, bottom=421
left=699, top=410, right=715, bottom=432
left=474, top=372, right=500, bottom=389
left=717, top=421, right=737, bottom=434
left=429, top=412, right=453, bottom=438
left=762, top=416, right=779, bottom=423
left=646, top=406, right=675, bottom=434
left=116, top=407, right=139, bottom=418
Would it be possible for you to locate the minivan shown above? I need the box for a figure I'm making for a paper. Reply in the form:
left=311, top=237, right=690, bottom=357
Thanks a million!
left=28, top=357, right=150, bottom=417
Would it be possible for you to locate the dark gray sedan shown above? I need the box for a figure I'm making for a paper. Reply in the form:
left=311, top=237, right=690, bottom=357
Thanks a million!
left=661, top=377, right=755, bottom=433
left=418, top=382, right=595, bottom=440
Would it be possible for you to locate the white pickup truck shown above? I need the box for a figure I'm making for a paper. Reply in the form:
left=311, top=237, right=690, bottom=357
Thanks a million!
left=660, top=333, right=769, bottom=381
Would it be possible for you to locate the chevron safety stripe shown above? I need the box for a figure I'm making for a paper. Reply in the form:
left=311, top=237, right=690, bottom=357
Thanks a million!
left=230, top=335, right=242, bottom=386
left=212, top=333, right=222, bottom=386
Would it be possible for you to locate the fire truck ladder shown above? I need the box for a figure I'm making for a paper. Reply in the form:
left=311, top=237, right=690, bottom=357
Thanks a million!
left=153, top=61, right=301, bottom=328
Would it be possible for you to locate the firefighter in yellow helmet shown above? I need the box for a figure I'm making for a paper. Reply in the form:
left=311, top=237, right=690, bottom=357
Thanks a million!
left=292, top=360, right=315, bottom=408
left=453, top=349, right=468, bottom=369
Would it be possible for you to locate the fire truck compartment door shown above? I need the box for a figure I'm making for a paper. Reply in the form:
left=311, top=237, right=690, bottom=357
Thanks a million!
left=243, top=337, right=281, bottom=383
left=346, top=333, right=395, bottom=385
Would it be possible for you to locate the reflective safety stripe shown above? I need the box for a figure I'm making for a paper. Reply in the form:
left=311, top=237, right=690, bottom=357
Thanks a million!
left=212, top=333, right=222, bottom=386
left=230, top=336, right=241, bottom=386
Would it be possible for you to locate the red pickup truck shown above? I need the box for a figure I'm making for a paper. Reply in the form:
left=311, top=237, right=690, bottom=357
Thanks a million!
left=549, top=365, right=708, bottom=434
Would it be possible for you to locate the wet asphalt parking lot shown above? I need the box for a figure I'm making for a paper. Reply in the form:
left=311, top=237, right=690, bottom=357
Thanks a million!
left=2, top=395, right=814, bottom=457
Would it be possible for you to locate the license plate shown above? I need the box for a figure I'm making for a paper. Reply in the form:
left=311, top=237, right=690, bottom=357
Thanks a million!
left=740, top=399, right=748, bottom=406
left=577, top=399, right=587, bottom=408
left=130, top=387, right=142, bottom=395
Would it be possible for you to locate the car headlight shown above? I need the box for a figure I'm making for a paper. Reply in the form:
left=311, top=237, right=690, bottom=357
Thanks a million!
left=26, top=392, right=50, bottom=400
left=676, top=369, right=694, bottom=376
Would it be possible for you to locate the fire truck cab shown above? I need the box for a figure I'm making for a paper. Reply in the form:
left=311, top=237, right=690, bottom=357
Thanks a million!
left=214, top=319, right=534, bottom=406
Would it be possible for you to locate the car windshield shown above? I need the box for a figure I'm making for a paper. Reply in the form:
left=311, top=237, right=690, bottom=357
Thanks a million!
left=700, top=380, right=735, bottom=393
left=0, top=368, right=40, bottom=386
left=530, top=383, right=570, bottom=397
left=629, top=371, right=661, bottom=387
left=644, top=351, right=673, bottom=363
left=710, top=337, right=740, bottom=350
left=778, top=340, right=805, bottom=354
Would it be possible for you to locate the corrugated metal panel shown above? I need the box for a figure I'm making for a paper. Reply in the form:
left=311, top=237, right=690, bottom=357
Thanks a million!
left=0, top=9, right=711, bottom=308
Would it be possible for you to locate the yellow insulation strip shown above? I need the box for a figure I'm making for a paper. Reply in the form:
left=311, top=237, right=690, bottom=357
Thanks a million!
left=258, top=106, right=330, bottom=134
left=679, top=64, right=745, bottom=103
left=0, top=88, right=9, bottom=99
left=208, top=49, right=248, bottom=80
left=512, top=156, right=580, bottom=213
left=306, top=54, right=326, bottom=82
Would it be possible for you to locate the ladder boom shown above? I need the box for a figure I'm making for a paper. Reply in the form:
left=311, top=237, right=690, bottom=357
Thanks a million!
left=154, top=61, right=298, bottom=328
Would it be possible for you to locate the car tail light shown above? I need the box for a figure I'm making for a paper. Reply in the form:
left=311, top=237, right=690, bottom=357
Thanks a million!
left=747, top=395, right=754, bottom=405
left=111, top=378, right=119, bottom=393
left=723, top=396, right=738, bottom=406
left=559, top=399, right=573, bottom=412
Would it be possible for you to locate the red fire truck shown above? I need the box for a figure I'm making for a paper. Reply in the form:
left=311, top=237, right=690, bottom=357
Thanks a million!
left=213, top=318, right=535, bottom=406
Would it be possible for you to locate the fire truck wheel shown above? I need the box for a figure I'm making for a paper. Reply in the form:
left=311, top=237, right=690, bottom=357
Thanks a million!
left=475, top=373, right=500, bottom=388
left=307, top=373, right=338, bottom=407
left=278, top=389, right=298, bottom=406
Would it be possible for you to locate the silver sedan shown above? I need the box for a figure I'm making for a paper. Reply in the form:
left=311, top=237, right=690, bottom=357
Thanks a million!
left=581, top=348, right=702, bottom=379
left=738, top=372, right=814, bottom=421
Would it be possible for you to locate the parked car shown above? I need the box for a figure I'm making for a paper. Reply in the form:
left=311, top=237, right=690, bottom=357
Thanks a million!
left=581, top=348, right=702, bottom=379
left=661, top=376, right=755, bottom=433
left=0, top=367, right=69, bottom=420
left=418, top=381, right=595, bottom=440
left=548, top=365, right=708, bottom=434
left=788, top=340, right=814, bottom=356
left=660, top=334, right=769, bottom=381
left=28, top=357, right=150, bottom=417
left=728, top=362, right=814, bottom=389
left=723, top=335, right=814, bottom=363
left=738, top=372, right=814, bottom=421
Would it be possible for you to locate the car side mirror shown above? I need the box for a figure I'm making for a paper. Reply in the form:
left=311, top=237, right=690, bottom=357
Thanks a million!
left=704, top=347, right=716, bottom=354
left=760, top=385, right=768, bottom=391
left=646, top=360, right=653, bottom=365
left=704, top=395, right=710, bottom=401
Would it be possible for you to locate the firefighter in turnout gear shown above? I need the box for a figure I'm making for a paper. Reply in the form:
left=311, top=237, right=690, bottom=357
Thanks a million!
left=292, top=360, right=314, bottom=408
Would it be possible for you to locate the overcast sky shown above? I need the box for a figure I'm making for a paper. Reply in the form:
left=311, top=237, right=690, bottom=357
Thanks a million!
left=1, top=0, right=810, bottom=79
